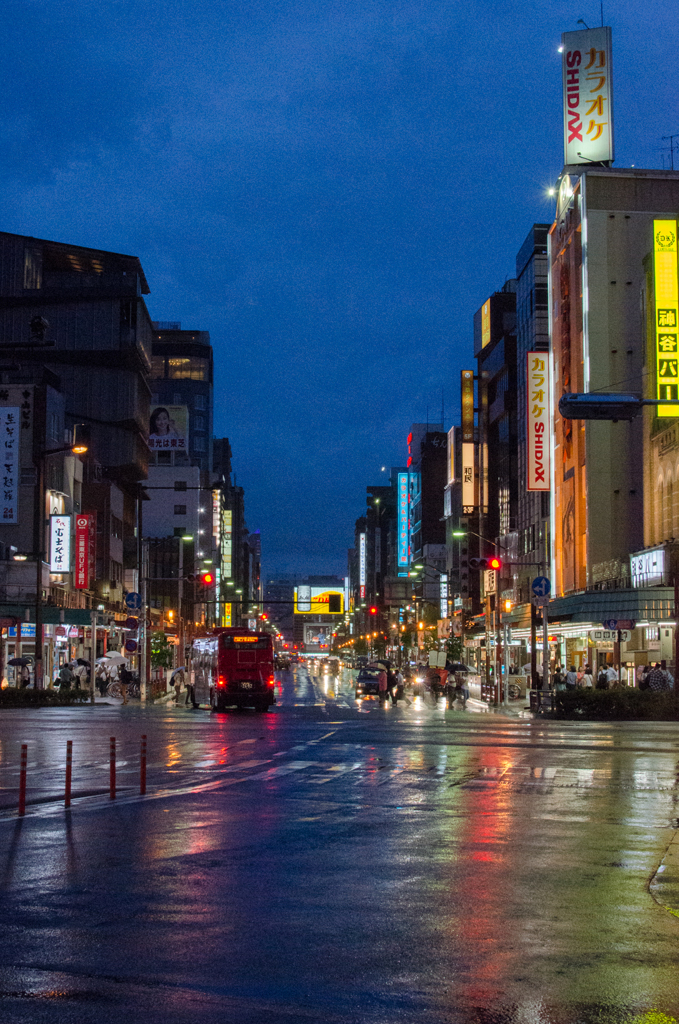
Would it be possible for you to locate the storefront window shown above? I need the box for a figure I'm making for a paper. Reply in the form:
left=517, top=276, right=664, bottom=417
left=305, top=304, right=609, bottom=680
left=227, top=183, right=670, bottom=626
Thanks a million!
left=168, top=357, right=207, bottom=380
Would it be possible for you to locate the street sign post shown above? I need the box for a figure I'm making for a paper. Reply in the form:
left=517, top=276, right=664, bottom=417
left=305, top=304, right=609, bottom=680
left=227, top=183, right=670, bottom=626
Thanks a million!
left=531, top=578, right=551, bottom=690
left=125, top=592, right=142, bottom=611
left=602, top=619, right=636, bottom=631
left=532, top=576, right=551, bottom=598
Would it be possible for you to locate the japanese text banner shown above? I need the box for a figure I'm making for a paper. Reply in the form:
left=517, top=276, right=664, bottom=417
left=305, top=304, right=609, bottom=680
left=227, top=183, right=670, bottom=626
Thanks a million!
left=527, top=353, right=550, bottom=491
left=654, top=220, right=679, bottom=416
left=562, top=26, right=614, bottom=165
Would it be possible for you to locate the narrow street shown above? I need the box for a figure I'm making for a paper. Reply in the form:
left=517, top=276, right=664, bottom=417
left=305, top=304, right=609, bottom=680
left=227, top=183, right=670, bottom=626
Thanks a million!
left=1, top=666, right=678, bottom=1023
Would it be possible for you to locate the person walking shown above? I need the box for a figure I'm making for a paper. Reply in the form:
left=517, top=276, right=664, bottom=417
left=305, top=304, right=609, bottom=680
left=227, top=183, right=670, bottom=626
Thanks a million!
left=582, top=664, right=594, bottom=688
left=58, top=663, right=73, bottom=690
left=173, top=668, right=185, bottom=705
left=596, top=665, right=609, bottom=689
left=605, top=664, right=619, bottom=687
left=95, top=663, right=108, bottom=697
left=119, top=663, right=130, bottom=705
left=646, top=663, right=671, bottom=692
left=377, top=668, right=388, bottom=703
left=565, top=665, right=578, bottom=690
left=185, top=672, right=199, bottom=709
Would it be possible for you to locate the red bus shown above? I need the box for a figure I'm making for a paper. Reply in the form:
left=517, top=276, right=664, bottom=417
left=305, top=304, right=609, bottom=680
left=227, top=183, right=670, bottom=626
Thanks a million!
left=191, top=627, right=276, bottom=712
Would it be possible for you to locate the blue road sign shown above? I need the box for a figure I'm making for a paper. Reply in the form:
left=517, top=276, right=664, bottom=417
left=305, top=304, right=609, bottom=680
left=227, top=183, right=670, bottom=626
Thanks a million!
left=124, top=591, right=142, bottom=611
left=602, top=619, right=618, bottom=631
left=531, top=576, right=551, bottom=598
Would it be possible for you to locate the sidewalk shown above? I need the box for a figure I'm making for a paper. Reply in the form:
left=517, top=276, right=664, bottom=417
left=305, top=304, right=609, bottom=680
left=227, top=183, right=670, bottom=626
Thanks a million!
left=466, top=696, right=533, bottom=718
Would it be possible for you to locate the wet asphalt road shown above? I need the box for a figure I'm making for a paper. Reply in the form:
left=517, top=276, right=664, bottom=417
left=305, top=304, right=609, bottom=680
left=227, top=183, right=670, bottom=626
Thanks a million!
left=0, top=664, right=678, bottom=1024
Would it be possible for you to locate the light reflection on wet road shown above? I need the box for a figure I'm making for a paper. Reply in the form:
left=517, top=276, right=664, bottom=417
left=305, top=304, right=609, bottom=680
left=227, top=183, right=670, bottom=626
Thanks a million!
left=0, top=663, right=678, bottom=1023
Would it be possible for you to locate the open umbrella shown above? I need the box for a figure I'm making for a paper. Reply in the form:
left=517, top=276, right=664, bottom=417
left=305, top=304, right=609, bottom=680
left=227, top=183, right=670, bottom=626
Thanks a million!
left=97, top=653, right=128, bottom=666
left=8, top=657, right=31, bottom=666
left=77, top=658, right=91, bottom=667
left=170, top=666, right=186, bottom=679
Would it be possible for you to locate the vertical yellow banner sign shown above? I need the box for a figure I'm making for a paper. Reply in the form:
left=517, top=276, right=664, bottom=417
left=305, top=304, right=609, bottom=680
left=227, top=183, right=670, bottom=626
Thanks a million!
left=654, top=220, right=679, bottom=416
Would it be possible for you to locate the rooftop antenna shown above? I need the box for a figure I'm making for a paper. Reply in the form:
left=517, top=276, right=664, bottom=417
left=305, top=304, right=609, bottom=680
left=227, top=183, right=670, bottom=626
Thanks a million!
left=662, top=134, right=679, bottom=171
left=600, top=1, right=603, bottom=27
left=441, top=386, right=445, bottom=429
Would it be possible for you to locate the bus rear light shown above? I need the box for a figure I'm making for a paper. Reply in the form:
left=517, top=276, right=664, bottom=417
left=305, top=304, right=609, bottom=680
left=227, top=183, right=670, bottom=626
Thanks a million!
left=217, top=675, right=226, bottom=687
left=267, top=676, right=275, bottom=687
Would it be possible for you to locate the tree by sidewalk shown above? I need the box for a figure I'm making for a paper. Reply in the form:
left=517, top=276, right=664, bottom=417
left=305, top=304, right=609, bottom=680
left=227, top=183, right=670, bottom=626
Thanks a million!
left=150, top=631, right=174, bottom=670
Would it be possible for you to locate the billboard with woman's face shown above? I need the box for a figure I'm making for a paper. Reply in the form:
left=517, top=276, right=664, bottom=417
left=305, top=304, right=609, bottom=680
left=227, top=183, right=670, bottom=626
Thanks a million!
left=148, top=405, right=189, bottom=451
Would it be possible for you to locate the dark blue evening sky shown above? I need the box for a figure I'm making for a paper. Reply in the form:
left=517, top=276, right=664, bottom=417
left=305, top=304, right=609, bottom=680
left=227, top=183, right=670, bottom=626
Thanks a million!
left=1, top=0, right=676, bottom=574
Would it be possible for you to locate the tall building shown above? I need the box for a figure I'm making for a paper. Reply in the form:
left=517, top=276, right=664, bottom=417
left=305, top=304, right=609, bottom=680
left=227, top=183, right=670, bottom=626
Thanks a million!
left=144, top=324, right=216, bottom=630
left=547, top=167, right=679, bottom=674
left=0, top=231, right=153, bottom=682
left=513, top=224, right=551, bottom=605
left=474, top=283, right=517, bottom=549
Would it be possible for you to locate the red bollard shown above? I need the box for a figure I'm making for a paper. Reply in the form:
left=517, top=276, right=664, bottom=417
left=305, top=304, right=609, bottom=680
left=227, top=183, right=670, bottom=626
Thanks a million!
left=18, top=743, right=27, bottom=816
left=140, top=734, right=147, bottom=796
left=109, top=736, right=116, bottom=800
left=65, top=740, right=73, bottom=809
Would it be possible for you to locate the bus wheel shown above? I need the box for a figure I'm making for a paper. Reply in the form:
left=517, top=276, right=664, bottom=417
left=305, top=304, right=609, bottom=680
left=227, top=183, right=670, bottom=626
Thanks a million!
left=256, top=700, right=270, bottom=713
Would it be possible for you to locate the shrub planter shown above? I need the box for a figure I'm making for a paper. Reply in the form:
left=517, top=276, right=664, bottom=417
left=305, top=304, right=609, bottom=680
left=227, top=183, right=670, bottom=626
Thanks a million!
left=555, top=688, right=679, bottom=721
left=0, top=687, right=91, bottom=708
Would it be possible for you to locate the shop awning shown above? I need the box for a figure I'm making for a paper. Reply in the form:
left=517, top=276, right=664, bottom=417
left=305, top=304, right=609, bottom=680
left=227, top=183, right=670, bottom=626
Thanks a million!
left=545, top=587, right=674, bottom=624
left=0, top=606, right=94, bottom=626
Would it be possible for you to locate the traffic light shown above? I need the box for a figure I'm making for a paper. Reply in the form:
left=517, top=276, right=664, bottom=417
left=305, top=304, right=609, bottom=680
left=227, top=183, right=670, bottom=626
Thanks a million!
left=369, top=606, right=378, bottom=615
left=469, top=556, right=502, bottom=571
left=200, top=571, right=215, bottom=586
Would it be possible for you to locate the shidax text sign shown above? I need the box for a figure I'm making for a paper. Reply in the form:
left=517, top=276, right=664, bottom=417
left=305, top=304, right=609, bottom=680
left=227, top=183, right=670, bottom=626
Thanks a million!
left=562, top=26, right=614, bottom=165
left=527, top=354, right=550, bottom=490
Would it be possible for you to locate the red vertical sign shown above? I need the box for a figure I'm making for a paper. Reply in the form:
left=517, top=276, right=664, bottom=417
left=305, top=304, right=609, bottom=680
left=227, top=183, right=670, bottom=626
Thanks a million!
left=75, top=515, right=90, bottom=589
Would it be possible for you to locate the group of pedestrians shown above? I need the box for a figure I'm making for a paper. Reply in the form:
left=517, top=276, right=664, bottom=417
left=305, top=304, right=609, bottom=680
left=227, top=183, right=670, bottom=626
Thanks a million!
left=377, top=666, right=405, bottom=704
left=55, top=660, right=90, bottom=690
left=552, top=661, right=674, bottom=692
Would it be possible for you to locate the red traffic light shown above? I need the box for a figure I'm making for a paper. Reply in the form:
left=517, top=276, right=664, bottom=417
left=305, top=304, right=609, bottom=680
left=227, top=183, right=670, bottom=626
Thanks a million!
left=469, top=556, right=502, bottom=571
left=369, top=606, right=378, bottom=615
left=200, top=571, right=215, bottom=585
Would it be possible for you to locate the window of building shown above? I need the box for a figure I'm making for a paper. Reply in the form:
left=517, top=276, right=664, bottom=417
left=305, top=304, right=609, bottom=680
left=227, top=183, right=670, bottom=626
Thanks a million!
left=193, top=437, right=206, bottom=452
left=194, top=395, right=206, bottom=411
left=173, top=393, right=182, bottom=405
left=194, top=416, right=205, bottom=431
left=173, top=526, right=186, bottom=537
left=23, top=248, right=42, bottom=290
left=174, top=504, right=187, bottom=515
left=168, top=357, right=207, bottom=380
left=111, top=515, right=123, bottom=540
left=150, top=356, right=165, bottom=378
